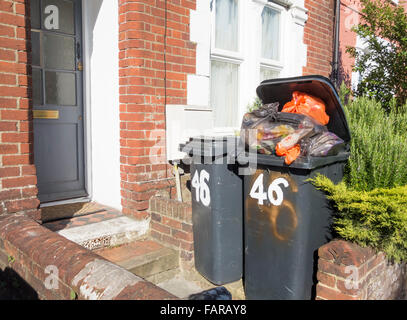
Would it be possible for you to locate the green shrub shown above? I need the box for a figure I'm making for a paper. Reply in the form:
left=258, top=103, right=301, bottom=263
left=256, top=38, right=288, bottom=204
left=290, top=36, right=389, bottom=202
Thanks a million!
left=247, top=97, right=262, bottom=112
left=347, top=0, right=407, bottom=109
left=344, top=97, right=407, bottom=191
left=310, top=175, right=407, bottom=263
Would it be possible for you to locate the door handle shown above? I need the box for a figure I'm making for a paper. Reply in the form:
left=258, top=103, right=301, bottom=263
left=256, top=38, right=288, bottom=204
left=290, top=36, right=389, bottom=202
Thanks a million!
left=76, top=42, right=81, bottom=60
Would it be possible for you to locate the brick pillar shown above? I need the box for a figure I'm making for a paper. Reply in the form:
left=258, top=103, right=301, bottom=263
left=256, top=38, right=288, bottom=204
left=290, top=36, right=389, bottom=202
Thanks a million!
left=303, top=0, right=335, bottom=77
left=0, top=0, right=40, bottom=220
left=316, top=240, right=406, bottom=300
left=118, top=0, right=196, bottom=220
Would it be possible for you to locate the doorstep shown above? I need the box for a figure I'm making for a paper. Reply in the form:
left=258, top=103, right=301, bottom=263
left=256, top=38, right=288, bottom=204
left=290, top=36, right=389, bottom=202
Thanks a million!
left=42, top=208, right=149, bottom=250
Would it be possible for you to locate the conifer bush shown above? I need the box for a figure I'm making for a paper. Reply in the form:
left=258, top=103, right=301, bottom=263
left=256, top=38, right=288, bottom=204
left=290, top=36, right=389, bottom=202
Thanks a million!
left=309, top=97, right=407, bottom=261
left=311, top=175, right=407, bottom=262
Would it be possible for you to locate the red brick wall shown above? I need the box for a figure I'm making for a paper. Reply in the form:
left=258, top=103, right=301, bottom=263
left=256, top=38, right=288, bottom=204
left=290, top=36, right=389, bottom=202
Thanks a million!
left=316, top=240, right=407, bottom=300
left=149, top=196, right=194, bottom=270
left=303, top=0, right=335, bottom=77
left=338, top=0, right=407, bottom=86
left=0, top=214, right=176, bottom=300
left=118, top=0, right=196, bottom=220
left=0, top=0, right=39, bottom=220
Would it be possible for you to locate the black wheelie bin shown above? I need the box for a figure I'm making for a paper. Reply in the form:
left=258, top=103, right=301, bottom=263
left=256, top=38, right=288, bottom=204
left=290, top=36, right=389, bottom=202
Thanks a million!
left=180, top=136, right=243, bottom=285
left=240, top=75, right=351, bottom=300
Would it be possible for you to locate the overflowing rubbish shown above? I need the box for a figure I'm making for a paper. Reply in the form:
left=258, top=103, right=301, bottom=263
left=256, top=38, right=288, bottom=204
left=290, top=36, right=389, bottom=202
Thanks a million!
left=240, top=91, right=344, bottom=164
left=301, top=131, right=345, bottom=157
left=281, top=91, right=330, bottom=125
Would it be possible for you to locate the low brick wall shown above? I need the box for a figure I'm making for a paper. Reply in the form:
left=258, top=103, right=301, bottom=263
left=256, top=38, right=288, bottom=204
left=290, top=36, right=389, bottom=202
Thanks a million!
left=0, top=214, right=176, bottom=300
left=149, top=196, right=194, bottom=270
left=316, top=240, right=407, bottom=300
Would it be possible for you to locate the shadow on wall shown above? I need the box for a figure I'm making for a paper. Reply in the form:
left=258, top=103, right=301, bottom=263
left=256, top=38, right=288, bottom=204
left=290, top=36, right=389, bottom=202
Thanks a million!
left=0, top=267, right=39, bottom=300
left=85, top=0, right=103, bottom=59
left=331, top=43, right=352, bottom=90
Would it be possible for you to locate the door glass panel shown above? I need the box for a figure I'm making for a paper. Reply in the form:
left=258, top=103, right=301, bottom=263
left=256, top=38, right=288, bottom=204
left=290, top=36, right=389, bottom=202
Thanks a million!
left=32, top=69, right=43, bottom=106
left=43, top=33, right=75, bottom=70
left=30, top=0, right=41, bottom=29
left=211, top=60, right=239, bottom=127
left=31, top=31, right=41, bottom=66
left=262, top=6, right=280, bottom=61
left=45, top=71, right=76, bottom=105
left=42, top=0, right=75, bottom=35
left=215, top=0, right=239, bottom=52
left=260, top=67, right=279, bottom=82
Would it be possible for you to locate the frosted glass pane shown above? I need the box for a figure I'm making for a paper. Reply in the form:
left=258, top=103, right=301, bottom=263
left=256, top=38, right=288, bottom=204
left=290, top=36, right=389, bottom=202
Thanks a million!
left=42, top=0, right=75, bottom=35
left=43, top=33, right=75, bottom=70
left=211, top=60, right=239, bottom=127
left=215, top=0, right=238, bottom=52
left=45, top=71, right=76, bottom=105
left=260, top=67, right=279, bottom=82
left=262, top=7, right=280, bottom=60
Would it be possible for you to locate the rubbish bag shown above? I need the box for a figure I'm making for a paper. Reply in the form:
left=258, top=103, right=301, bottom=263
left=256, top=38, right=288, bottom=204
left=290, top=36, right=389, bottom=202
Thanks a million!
left=282, top=91, right=330, bottom=125
left=301, top=131, right=345, bottom=157
left=241, top=103, right=308, bottom=155
left=275, top=116, right=326, bottom=165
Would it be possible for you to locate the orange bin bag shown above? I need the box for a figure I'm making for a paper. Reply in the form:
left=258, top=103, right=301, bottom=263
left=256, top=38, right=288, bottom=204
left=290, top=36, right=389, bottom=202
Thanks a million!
left=275, top=144, right=301, bottom=165
left=282, top=91, right=330, bottom=125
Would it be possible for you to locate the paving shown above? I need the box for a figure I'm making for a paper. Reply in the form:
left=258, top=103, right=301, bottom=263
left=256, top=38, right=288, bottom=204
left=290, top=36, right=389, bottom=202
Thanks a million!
left=95, top=239, right=210, bottom=299
left=42, top=203, right=241, bottom=300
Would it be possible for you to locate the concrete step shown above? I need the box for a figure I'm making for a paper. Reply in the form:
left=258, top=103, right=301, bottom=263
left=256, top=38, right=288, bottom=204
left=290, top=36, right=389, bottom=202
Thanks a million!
left=49, top=215, right=150, bottom=251
left=94, top=239, right=179, bottom=283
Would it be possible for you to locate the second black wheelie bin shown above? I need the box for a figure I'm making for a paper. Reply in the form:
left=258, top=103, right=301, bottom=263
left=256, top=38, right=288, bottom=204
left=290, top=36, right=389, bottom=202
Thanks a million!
left=180, top=136, right=243, bottom=285
left=240, top=76, right=351, bottom=300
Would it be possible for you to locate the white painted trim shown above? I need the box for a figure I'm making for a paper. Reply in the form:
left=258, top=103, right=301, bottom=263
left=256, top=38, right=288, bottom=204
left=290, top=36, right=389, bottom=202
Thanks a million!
left=81, top=0, right=122, bottom=211
left=82, top=0, right=93, bottom=202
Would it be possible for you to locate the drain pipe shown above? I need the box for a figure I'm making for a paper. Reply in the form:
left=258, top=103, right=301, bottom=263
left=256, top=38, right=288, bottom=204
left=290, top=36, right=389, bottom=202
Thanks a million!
left=332, top=0, right=341, bottom=87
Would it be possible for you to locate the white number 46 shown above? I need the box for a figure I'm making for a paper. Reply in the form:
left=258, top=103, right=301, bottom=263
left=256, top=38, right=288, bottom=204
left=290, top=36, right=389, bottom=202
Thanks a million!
left=250, top=174, right=289, bottom=206
left=192, top=169, right=211, bottom=207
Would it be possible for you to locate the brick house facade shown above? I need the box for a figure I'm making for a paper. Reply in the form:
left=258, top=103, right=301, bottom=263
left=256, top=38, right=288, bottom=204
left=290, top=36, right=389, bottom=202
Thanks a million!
left=1, top=0, right=335, bottom=223
left=2, top=0, right=406, bottom=221
left=1, top=0, right=406, bottom=301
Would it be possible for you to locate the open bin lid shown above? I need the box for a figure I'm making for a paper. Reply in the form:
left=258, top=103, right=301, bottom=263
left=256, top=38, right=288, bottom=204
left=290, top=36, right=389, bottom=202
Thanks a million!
left=256, top=75, right=351, bottom=143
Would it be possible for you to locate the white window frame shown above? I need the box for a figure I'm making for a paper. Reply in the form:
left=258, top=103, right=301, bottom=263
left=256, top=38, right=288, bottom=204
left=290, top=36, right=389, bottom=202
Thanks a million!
left=209, top=0, right=286, bottom=132
left=210, top=0, right=244, bottom=63
left=258, top=0, right=285, bottom=78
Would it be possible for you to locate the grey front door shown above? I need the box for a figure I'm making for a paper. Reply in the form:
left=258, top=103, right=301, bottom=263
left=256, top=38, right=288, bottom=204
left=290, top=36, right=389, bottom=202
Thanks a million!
left=31, top=0, right=86, bottom=203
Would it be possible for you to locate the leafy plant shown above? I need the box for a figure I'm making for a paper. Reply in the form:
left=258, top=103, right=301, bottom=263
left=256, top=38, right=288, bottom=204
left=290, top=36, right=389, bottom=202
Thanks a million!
left=338, top=81, right=352, bottom=105
left=247, top=97, right=262, bottom=112
left=344, top=97, right=407, bottom=191
left=70, top=289, right=77, bottom=300
left=310, top=175, right=407, bottom=263
left=346, top=0, right=407, bottom=110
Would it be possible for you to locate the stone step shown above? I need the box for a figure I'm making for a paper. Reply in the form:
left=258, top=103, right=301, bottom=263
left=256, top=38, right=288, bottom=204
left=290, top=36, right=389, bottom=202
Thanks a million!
left=50, top=215, right=150, bottom=251
left=94, top=239, right=179, bottom=282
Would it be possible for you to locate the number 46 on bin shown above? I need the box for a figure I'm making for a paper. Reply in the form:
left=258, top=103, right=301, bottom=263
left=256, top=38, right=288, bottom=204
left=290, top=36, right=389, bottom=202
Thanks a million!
left=250, top=174, right=289, bottom=206
left=192, top=169, right=211, bottom=207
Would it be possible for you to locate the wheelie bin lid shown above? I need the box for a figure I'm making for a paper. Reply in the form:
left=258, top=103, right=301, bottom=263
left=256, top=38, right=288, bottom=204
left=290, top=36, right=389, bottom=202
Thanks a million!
left=256, top=75, right=351, bottom=143
left=179, top=135, right=240, bottom=158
